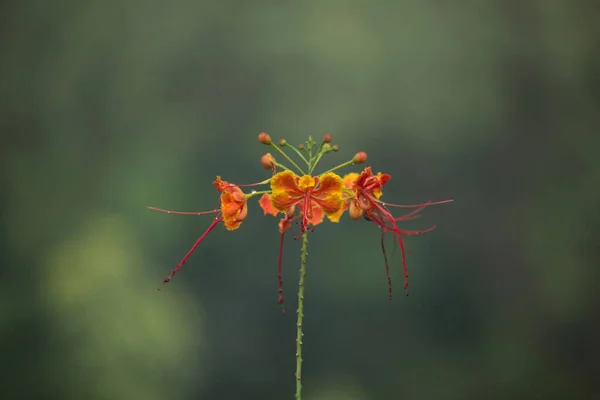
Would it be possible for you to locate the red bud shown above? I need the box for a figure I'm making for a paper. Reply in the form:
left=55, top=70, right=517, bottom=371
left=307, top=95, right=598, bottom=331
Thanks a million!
left=258, top=132, right=271, bottom=145
left=353, top=152, right=367, bottom=164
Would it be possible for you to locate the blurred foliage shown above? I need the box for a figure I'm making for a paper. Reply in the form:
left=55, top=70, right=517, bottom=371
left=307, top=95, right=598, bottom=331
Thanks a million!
left=1, top=0, right=598, bottom=399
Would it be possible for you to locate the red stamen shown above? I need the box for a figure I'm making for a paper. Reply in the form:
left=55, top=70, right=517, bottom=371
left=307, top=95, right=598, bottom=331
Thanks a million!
left=301, top=192, right=311, bottom=233
left=363, top=197, right=411, bottom=295
left=158, top=215, right=223, bottom=290
left=380, top=227, right=393, bottom=300
left=235, top=179, right=271, bottom=188
left=394, top=205, right=429, bottom=221
left=147, top=206, right=219, bottom=215
left=377, top=199, right=454, bottom=208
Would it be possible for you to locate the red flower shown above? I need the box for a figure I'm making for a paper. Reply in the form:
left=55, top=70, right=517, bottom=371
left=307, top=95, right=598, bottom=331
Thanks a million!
left=349, top=167, right=453, bottom=298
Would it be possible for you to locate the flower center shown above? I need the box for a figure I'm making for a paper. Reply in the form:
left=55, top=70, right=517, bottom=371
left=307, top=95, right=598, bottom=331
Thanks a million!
left=298, top=175, right=316, bottom=191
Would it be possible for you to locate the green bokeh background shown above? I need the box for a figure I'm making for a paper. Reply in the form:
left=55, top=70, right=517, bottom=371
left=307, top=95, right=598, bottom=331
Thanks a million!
left=2, top=1, right=598, bottom=399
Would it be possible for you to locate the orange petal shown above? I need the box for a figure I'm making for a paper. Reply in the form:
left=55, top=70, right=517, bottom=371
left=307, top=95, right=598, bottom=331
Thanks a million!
left=222, top=202, right=247, bottom=231
left=314, top=172, right=343, bottom=196
left=343, top=172, right=359, bottom=189
left=308, top=205, right=324, bottom=226
left=349, top=200, right=363, bottom=220
left=299, top=200, right=325, bottom=226
left=213, top=176, right=227, bottom=192
left=326, top=200, right=348, bottom=222
left=312, top=192, right=342, bottom=215
left=259, top=193, right=279, bottom=217
left=270, top=190, right=302, bottom=212
left=220, top=192, right=245, bottom=218
left=377, top=172, right=391, bottom=186
left=271, top=170, right=302, bottom=194
left=278, top=216, right=292, bottom=233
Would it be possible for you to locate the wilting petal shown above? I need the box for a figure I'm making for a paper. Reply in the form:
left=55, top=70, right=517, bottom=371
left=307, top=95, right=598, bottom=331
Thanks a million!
left=222, top=201, right=247, bottom=231
left=278, top=215, right=292, bottom=233
left=220, top=191, right=244, bottom=218
left=213, top=176, right=228, bottom=192
left=259, top=193, right=279, bottom=216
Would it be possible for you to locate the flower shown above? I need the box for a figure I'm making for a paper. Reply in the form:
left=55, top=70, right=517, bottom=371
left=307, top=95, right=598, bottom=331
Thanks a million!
left=148, top=176, right=248, bottom=288
left=349, top=167, right=452, bottom=298
left=269, top=170, right=344, bottom=232
left=214, top=176, right=248, bottom=230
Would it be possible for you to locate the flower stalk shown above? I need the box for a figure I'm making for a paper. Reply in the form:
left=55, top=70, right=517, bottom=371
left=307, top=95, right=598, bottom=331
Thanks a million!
left=295, top=229, right=309, bottom=399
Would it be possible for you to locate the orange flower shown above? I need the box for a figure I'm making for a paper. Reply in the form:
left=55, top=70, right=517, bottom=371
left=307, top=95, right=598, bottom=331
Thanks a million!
left=350, top=167, right=453, bottom=298
left=214, top=176, right=248, bottom=230
left=327, top=172, right=359, bottom=222
left=269, top=170, right=343, bottom=232
left=148, top=176, right=249, bottom=288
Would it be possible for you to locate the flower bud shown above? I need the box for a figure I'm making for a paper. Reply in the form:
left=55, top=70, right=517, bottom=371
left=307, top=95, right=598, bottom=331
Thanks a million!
left=322, top=143, right=331, bottom=152
left=353, top=151, right=367, bottom=164
left=349, top=201, right=362, bottom=220
left=260, top=153, right=276, bottom=170
left=332, top=144, right=339, bottom=152
left=298, top=144, right=305, bottom=150
left=279, top=139, right=287, bottom=146
left=323, top=134, right=331, bottom=143
left=258, top=132, right=271, bottom=145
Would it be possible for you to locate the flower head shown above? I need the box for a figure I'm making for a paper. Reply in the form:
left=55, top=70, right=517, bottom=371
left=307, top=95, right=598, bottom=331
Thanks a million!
left=269, top=170, right=343, bottom=232
left=214, top=176, right=248, bottom=230
left=348, top=166, right=452, bottom=298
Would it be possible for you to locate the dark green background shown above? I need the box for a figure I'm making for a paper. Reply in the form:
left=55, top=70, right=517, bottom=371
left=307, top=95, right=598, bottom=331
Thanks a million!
left=2, top=1, right=598, bottom=399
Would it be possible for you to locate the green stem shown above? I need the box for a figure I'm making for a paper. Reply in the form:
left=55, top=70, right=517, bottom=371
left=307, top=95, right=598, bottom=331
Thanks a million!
left=275, top=161, right=293, bottom=171
left=295, top=230, right=309, bottom=400
left=283, top=143, right=310, bottom=167
left=320, top=159, right=355, bottom=175
left=245, top=190, right=271, bottom=199
left=270, top=144, right=306, bottom=175
left=308, top=152, right=324, bottom=174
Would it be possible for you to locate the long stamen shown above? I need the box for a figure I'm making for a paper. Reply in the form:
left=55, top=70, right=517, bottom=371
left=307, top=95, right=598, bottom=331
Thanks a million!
left=235, top=178, right=272, bottom=187
left=301, top=193, right=311, bottom=233
left=363, top=196, right=411, bottom=295
left=158, top=215, right=223, bottom=290
left=376, top=199, right=454, bottom=208
left=380, top=226, right=393, bottom=300
left=394, top=205, right=429, bottom=221
left=147, top=206, right=219, bottom=215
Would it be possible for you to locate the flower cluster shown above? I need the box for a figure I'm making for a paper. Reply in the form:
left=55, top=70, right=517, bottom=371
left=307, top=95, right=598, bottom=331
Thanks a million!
left=148, top=133, right=452, bottom=301
left=148, top=133, right=452, bottom=400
